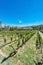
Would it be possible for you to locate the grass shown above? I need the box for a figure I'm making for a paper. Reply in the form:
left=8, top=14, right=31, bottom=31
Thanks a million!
left=10, top=34, right=37, bottom=65
left=0, top=55, right=16, bottom=65
left=0, top=30, right=37, bottom=65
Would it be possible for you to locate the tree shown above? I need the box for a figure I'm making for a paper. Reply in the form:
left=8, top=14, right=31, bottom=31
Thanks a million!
left=0, top=21, right=3, bottom=31
left=0, top=21, right=2, bottom=28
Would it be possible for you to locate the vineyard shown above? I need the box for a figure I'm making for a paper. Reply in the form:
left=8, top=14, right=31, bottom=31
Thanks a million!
left=0, top=29, right=43, bottom=65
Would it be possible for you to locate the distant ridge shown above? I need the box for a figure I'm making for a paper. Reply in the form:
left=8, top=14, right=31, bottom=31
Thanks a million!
left=20, top=24, right=43, bottom=30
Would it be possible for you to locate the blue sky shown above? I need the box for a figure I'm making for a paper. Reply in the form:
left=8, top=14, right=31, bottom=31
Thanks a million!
left=0, top=0, right=43, bottom=27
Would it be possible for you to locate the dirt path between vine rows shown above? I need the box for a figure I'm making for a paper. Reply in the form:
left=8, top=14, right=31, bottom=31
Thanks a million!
left=39, top=31, right=43, bottom=38
left=0, top=49, right=8, bottom=57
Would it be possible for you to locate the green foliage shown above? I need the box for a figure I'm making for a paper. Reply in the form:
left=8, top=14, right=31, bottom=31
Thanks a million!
left=17, top=39, right=20, bottom=48
left=36, top=32, right=42, bottom=49
left=0, top=29, right=36, bottom=65
left=4, top=37, right=6, bottom=43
